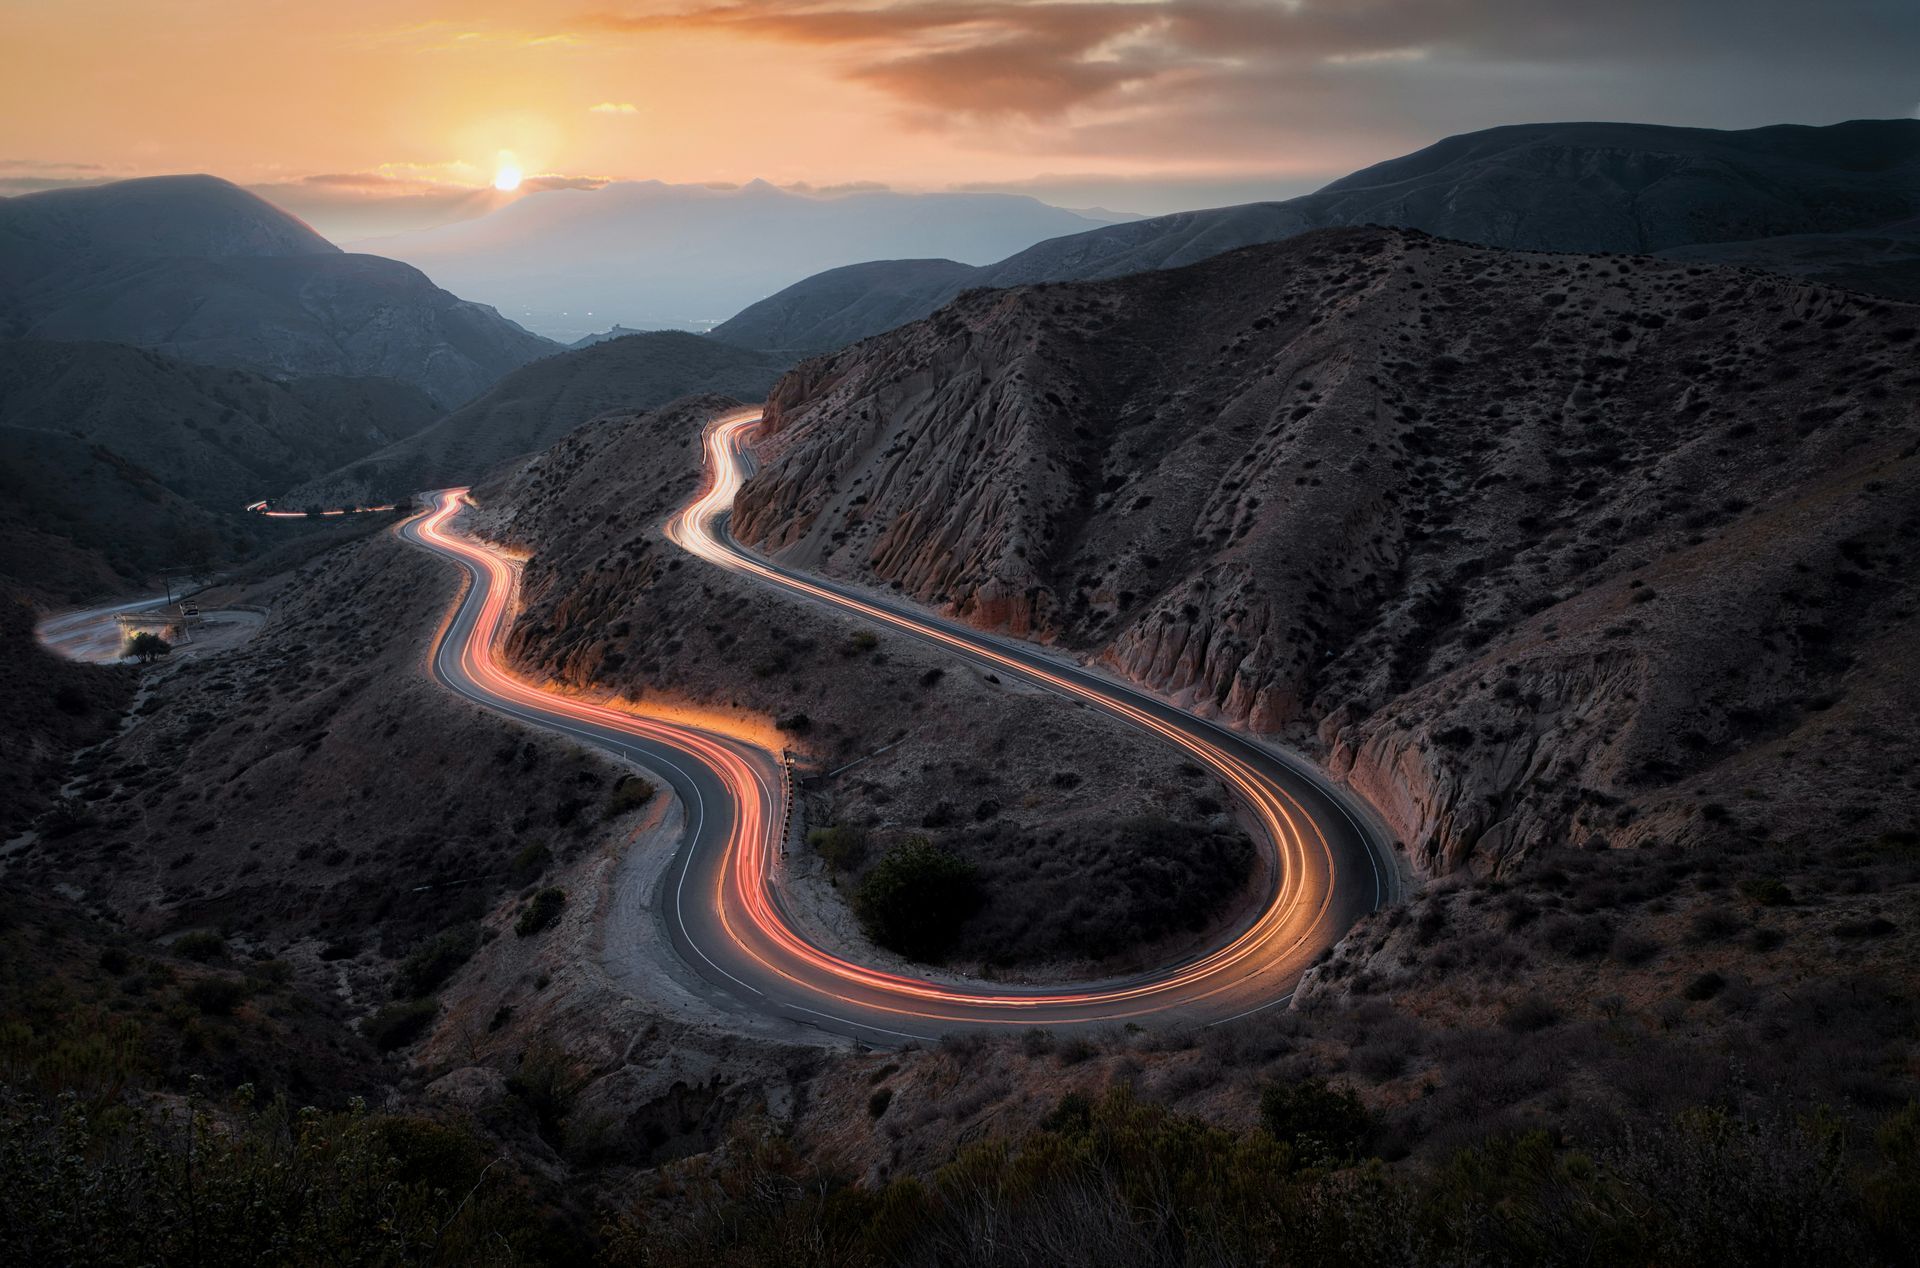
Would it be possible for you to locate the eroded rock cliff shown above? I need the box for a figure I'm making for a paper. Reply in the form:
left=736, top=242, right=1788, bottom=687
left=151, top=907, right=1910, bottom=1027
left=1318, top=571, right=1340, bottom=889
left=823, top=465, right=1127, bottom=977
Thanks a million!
left=734, top=227, right=1920, bottom=875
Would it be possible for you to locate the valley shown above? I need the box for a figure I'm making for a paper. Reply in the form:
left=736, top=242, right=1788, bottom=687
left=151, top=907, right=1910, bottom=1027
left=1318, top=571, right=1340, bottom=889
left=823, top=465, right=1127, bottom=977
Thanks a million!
left=3, top=94, right=1918, bottom=1266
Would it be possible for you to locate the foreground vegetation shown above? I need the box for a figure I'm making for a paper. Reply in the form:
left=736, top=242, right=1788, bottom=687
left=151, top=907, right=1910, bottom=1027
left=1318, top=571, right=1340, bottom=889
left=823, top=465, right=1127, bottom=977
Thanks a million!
left=5, top=1075, right=1915, bottom=1267
left=0, top=1086, right=568, bottom=1266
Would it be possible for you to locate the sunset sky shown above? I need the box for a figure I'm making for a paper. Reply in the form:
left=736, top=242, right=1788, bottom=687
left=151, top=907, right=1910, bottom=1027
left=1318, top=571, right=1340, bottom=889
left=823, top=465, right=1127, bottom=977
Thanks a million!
left=4, top=0, right=1916, bottom=234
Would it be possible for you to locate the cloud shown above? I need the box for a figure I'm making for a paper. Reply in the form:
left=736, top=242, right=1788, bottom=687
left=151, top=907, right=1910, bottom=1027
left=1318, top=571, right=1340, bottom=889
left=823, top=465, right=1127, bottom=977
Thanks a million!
left=0, top=159, right=121, bottom=197
left=523, top=175, right=609, bottom=191
left=578, top=0, right=1920, bottom=154
left=589, top=101, right=642, bottom=114
left=784, top=179, right=894, bottom=195
left=0, top=158, right=106, bottom=173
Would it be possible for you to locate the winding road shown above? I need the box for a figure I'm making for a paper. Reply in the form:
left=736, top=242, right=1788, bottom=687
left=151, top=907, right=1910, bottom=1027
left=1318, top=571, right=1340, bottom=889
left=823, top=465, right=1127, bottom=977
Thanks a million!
left=402, top=410, right=1399, bottom=1045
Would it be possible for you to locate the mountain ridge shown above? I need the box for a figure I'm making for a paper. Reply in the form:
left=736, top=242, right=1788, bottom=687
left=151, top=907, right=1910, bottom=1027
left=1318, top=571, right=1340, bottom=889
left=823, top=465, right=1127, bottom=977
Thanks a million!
left=0, top=174, right=558, bottom=407
left=285, top=331, right=790, bottom=507
left=713, top=118, right=1920, bottom=356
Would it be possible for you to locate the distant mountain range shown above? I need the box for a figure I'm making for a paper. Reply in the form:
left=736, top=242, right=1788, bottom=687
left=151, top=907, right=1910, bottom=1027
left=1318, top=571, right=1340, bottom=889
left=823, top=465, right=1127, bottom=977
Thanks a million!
left=713, top=119, right=1920, bottom=356
left=346, top=180, right=1122, bottom=341
left=284, top=331, right=790, bottom=509
left=0, top=175, right=557, bottom=407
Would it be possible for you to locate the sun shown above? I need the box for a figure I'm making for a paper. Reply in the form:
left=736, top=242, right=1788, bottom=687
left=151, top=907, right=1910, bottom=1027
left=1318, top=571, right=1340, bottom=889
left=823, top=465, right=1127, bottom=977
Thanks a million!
left=492, top=155, right=523, bottom=192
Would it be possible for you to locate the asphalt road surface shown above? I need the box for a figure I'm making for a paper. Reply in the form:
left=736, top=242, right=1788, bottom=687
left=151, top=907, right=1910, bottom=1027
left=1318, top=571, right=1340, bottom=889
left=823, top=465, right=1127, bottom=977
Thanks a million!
left=402, top=410, right=1399, bottom=1045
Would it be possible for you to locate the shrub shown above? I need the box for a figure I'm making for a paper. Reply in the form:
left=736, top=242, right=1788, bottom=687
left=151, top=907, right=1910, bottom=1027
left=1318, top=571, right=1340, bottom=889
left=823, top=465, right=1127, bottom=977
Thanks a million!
left=507, top=1043, right=579, bottom=1145
left=393, top=924, right=480, bottom=999
left=1502, top=995, right=1562, bottom=1033
left=1057, top=1035, right=1097, bottom=1066
left=364, top=998, right=438, bottom=1052
left=39, top=799, right=95, bottom=839
left=171, top=931, right=225, bottom=961
left=1689, top=907, right=1746, bottom=944
left=808, top=824, right=869, bottom=872
left=1740, top=877, right=1794, bottom=907
left=1539, top=914, right=1612, bottom=958
left=845, top=630, right=880, bottom=654
left=1258, top=1078, right=1374, bottom=1169
left=184, top=976, right=248, bottom=1016
left=1611, top=932, right=1663, bottom=965
left=126, top=631, right=171, bottom=663
left=853, top=838, right=980, bottom=961
left=605, top=775, right=656, bottom=820
left=1683, top=971, right=1728, bottom=1001
left=509, top=841, right=552, bottom=885
left=514, top=888, right=566, bottom=938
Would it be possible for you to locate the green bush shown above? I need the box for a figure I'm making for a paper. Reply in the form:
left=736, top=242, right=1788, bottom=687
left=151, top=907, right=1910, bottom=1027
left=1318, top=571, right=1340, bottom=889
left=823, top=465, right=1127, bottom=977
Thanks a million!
left=183, top=976, right=248, bottom=1016
left=515, top=888, right=566, bottom=938
left=171, top=931, right=225, bottom=962
left=509, top=841, right=552, bottom=884
left=393, top=924, right=480, bottom=1000
left=808, top=824, right=869, bottom=872
left=126, top=631, right=171, bottom=663
left=1740, top=877, right=1794, bottom=906
left=605, top=775, right=656, bottom=820
left=1258, top=1078, right=1374, bottom=1169
left=363, top=998, right=438, bottom=1052
left=852, top=838, right=980, bottom=961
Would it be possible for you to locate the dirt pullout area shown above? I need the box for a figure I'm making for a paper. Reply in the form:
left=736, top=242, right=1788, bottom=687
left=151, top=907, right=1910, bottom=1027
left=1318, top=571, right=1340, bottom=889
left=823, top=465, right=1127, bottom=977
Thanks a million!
left=467, top=395, right=1264, bottom=979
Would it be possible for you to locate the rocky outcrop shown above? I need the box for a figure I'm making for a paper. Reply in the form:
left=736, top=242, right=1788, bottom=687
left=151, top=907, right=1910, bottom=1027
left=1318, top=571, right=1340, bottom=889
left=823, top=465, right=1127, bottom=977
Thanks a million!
left=733, top=227, right=1920, bottom=876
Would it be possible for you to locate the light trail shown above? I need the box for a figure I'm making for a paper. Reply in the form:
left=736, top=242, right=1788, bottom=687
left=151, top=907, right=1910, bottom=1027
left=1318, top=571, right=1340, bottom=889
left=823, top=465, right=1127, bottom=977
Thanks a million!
left=401, top=410, right=1397, bottom=1043
left=248, top=499, right=396, bottom=518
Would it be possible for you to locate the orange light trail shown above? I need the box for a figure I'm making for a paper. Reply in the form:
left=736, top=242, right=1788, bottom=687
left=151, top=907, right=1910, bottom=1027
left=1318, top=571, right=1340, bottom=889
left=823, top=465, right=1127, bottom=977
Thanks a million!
left=402, top=409, right=1388, bottom=1036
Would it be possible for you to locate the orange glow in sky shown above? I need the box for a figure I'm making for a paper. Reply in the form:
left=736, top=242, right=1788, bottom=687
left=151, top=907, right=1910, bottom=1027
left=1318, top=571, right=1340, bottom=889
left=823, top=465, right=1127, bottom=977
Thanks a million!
left=0, top=0, right=1368, bottom=211
left=3, top=0, right=1905, bottom=223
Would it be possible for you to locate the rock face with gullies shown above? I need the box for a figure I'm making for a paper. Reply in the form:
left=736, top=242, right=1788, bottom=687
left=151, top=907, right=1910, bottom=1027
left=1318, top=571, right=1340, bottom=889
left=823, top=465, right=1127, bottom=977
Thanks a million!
left=735, top=226, right=1920, bottom=877
left=0, top=175, right=557, bottom=407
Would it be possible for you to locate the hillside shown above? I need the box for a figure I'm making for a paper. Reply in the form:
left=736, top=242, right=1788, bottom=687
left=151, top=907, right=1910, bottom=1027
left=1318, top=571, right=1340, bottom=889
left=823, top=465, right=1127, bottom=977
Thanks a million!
left=0, top=175, right=557, bottom=406
left=350, top=179, right=1112, bottom=341
left=0, top=340, right=442, bottom=598
left=734, top=226, right=1920, bottom=880
left=712, top=118, right=1920, bottom=355
left=698, top=258, right=979, bottom=357
left=0, top=340, right=437, bottom=506
left=467, top=397, right=1261, bottom=973
left=286, top=332, right=790, bottom=507
left=1663, top=220, right=1920, bottom=303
